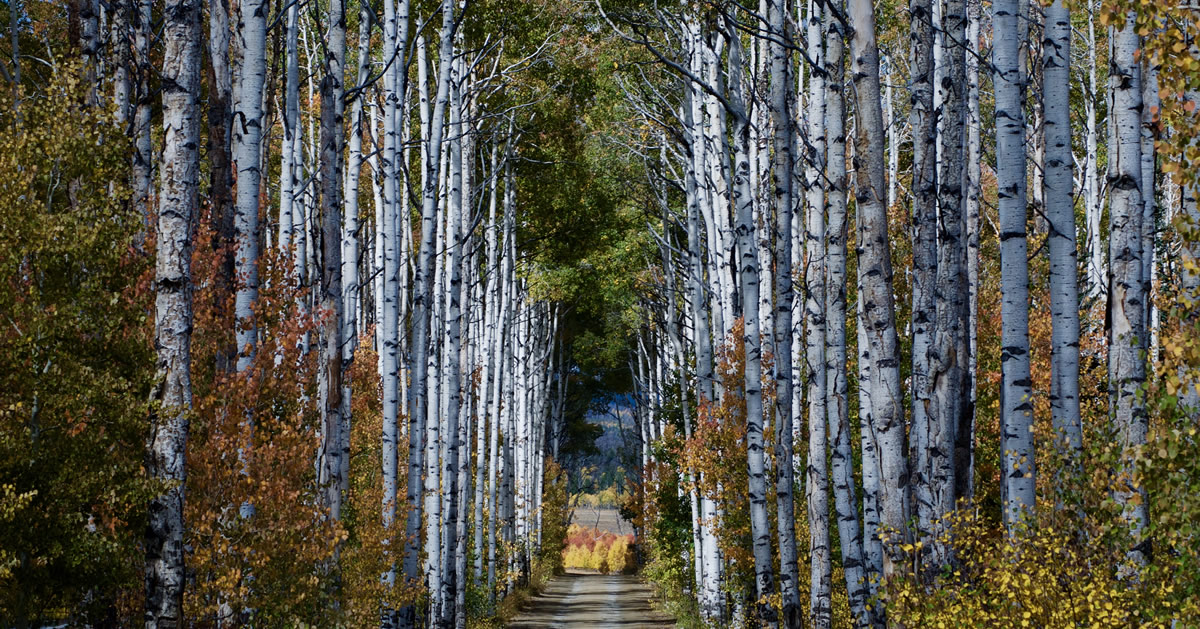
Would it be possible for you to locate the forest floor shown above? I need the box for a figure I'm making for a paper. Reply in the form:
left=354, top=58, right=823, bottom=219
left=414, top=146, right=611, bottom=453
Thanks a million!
left=506, top=569, right=675, bottom=628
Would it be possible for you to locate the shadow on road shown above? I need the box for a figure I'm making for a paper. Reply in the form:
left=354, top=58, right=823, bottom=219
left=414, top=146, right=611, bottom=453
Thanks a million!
left=507, top=570, right=674, bottom=628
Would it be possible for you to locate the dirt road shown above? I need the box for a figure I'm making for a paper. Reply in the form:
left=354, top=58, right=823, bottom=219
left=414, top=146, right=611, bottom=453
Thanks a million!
left=507, top=570, right=674, bottom=628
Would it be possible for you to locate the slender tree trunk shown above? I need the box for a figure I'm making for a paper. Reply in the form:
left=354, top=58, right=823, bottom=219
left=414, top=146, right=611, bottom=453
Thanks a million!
left=908, top=0, right=939, bottom=554
left=768, top=1, right=799, bottom=625
left=1044, top=0, right=1082, bottom=455
left=232, top=0, right=265, bottom=373
left=963, top=0, right=982, bottom=502
left=803, top=2, right=831, bottom=624
left=849, top=0, right=910, bottom=576
left=995, top=0, right=1036, bottom=533
left=132, top=0, right=153, bottom=235
left=924, top=0, right=969, bottom=568
left=278, top=2, right=300, bottom=255
left=1084, top=0, right=1105, bottom=298
left=823, top=5, right=870, bottom=624
left=145, top=0, right=201, bottom=622
left=1141, top=62, right=1158, bottom=354
left=1108, top=15, right=1148, bottom=567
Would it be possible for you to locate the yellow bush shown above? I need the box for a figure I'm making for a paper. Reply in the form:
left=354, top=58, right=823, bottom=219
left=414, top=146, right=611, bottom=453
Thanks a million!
left=885, top=509, right=1184, bottom=628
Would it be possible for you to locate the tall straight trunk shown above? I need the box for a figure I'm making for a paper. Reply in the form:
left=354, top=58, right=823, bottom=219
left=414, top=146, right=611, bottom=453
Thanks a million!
left=725, top=19, right=776, bottom=626
left=145, top=0, right=201, bottom=622
left=474, top=143, right=500, bottom=586
left=964, top=0, right=982, bottom=502
left=379, top=1, right=410, bottom=619
left=1044, top=1, right=1082, bottom=455
left=434, top=52, right=467, bottom=629
left=1141, top=63, right=1158, bottom=352
left=767, top=1, right=799, bottom=625
left=803, top=2, right=831, bottom=625
left=823, top=6, right=870, bottom=624
left=208, top=0, right=235, bottom=369
left=994, top=0, right=1036, bottom=533
left=849, top=0, right=910, bottom=576
left=317, top=0, right=348, bottom=523
left=682, top=36, right=723, bottom=616
left=720, top=19, right=777, bottom=624
left=232, top=0, right=265, bottom=372
left=404, top=4, right=457, bottom=618
left=908, top=0, right=941, bottom=562
left=277, top=2, right=300, bottom=254
left=908, top=0, right=938, bottom=547
left=926, top=0, right=970, bottom=566
left=343, top=0, right=372, bottom=360
left=1107, top=16, right=1148, bottom=567
left=132, top=0, right=153, bottom=233
left=1084, top=1, right=1105, bottom=298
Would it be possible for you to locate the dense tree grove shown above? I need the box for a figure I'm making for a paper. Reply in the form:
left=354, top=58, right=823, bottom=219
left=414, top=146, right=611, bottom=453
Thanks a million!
left=2, top=0, right=1200, bottom=626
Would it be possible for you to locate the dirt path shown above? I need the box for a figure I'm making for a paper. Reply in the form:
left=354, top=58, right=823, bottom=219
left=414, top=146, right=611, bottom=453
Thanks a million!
left=507, top=570, right=675, bottom=628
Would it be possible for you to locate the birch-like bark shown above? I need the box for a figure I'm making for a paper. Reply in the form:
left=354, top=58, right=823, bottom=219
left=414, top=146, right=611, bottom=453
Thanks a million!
left=380, top=1, right=410, bottom=617
left=1084, top=1, right=1105, bottom=298
left=342, top=0, right=371, bottom=360
left=1044, top=1, right=1082, bottom=455
left=1141, top=62, right=1158, bottom=352
left=232, top=0, right=265, bottom=372
left=994, top=0, right=1036, bottom=533
left=1108, top=16, right=1148, bottom=566
left=849, top=0, right=910, bottom=575
left=803, top=2, right=831, bottom=624
left=277, top=2, right=300, bottom=254
left=726, top=20, right=777, bottom=625
left=824, top=5, right=870, bottom=624
left=404, top=5, right=457, bottom=617
left=964, top=0, right=981, bottom=502
left=767, top=1, right=799, bottom=625
left=682, top=37, right=723, bottom=616
left=908, top=0, right=938, bottom=544
left=145, top=0, right=200, bottom=622
left=923, top=0, right=970, bottom=569
left=132, top=0, right=153, bottom=233
left=317, top=0, right=347, bottom=524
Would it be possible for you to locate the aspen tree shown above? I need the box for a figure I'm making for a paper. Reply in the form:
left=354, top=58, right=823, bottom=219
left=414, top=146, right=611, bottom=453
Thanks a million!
left=1044, top=0, right=1083, bottom=454
left=145, top=0, right=201, bottom=622
left=767, top=0, right=800, bottom=625
left=803, top=1, right=832, bottom=624
left=994, top=0, right=1036, bottom=532
left=1108, top=14, right=1148, bottom=566
left=849, top=0, right=910, bottom=575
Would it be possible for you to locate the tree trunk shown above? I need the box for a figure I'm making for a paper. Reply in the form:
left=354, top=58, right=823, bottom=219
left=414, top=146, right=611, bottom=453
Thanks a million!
left=145, top=0, right=201, bottom=622
left=1044, top=0, right=1082, bottom=455
left=803, top=1, right=831, bottom=624
left=767, top=1, right=800, bottom=625
left=823, top=4, right=871, bottom=624
left=994, top=0, right=1036, bottom=533
left=724, top=18, right=776, bottom=626
left=849, top=0, right=910, bottom=576
left=1107, top=15, right=1148, bottom=567
left=908, top=0, right=939, bottom=555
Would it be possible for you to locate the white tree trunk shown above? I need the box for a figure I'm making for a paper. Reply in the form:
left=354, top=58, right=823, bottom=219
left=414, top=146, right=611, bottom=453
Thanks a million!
left=1108, top=16, right=1148, bottom=566
left=849, top=0, right=910, bottom=576
left=1044, top=0, right=1082, bottom=455
left=803, top=2, right=831, bottom=625
left=145, top=0, right=201, bottom=622
left=823, top=6, right=871, bottom=624
left=994, top=0, right=1036, bottom=532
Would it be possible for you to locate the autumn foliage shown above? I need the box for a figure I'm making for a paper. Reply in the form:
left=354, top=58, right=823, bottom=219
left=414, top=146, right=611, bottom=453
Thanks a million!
left=561, top=524, right=634, bottom=574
